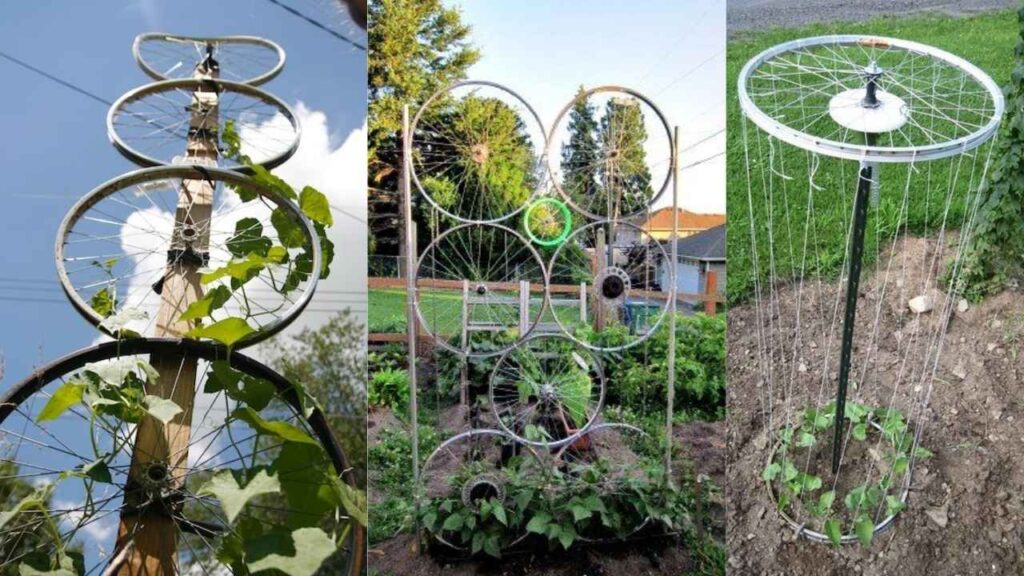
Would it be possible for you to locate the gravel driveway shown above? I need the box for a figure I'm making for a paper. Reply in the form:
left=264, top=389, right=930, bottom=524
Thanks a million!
left=728, top=0, right=1017, bottom=35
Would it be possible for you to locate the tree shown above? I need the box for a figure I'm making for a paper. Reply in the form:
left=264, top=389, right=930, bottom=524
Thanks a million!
left=560, top=86, right=602, bottom=210
left=267, top=311, right=368, bottom=488
left=598, top=97, right=654, bottom=218
left=960, top=5, right=1024, bottom=300
left=367, top=0, right=480, bottom=258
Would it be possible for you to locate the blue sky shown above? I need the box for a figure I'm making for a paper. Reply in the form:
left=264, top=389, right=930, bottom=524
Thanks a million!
left=449, top=0, right=726, bottom=215
left=0, top=0, right=366, bottom=392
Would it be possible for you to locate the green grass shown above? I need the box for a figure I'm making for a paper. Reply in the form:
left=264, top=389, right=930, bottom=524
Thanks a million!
left=727, top=9, right=1018, bottom=304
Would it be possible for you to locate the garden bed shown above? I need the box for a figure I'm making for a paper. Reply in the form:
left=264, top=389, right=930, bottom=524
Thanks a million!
left=726, top=236, right=1024, bottom=573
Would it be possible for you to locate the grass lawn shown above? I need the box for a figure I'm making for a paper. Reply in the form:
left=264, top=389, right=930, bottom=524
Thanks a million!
left=726, top=9, right=1018, bottom=304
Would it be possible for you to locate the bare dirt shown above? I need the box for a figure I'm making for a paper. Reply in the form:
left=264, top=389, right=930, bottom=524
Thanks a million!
left=727, top=236, right=1024, bottom=574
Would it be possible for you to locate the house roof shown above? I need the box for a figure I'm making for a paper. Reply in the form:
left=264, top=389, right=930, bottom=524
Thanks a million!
left=667, top=224, right=726, bottom=261
left=642, top=208, right=726, bottom=232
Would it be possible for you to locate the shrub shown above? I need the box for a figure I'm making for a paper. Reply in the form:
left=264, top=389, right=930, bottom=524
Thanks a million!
left=369, top=368, right=410, bottom=412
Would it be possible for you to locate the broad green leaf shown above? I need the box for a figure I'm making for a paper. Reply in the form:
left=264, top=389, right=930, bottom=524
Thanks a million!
left=37, top=382, right=84, bottom=422
left=482, top=534, right=501, bottom=558
left=761, top=462, right=781, bottom=482
left=824, top=518, right=842, bottom=547
left=179, top=285, right=232, bottom=322
left=98, top=308, right=148, bottom=334
left=226, top=217, right=272, bottom=258
left=232, top=407, right=319, bottom=446
left=199, top=469, right=280, bottom=523
left=854, top=514, right=874, bottom=547
left=557, top=525, right=576, bottom=550
left=299, top=186, right=333, bottom=227
left=271, top=208, right=307, bottom=248
left=885, top=495, right=906, bottom=516
left=83, top=358, right=158, bottom=388
left=796, top=432, right=816, bottom=447
left=819, top=490, right=836, bottom=512
left=89, top=287, right=114, bottom=318
left=79, top=458, right=113, bottom=484
left=144, top=395, right=183, bottom=424
left=492, top=502, right=508, bottom=526
left=852, top=423, right=868, bottom=441
left=914, top=446, right=934, bottom=460
left=188, top=317, right=256, bottom=347
left=245, top=527, right=336, bottom=576
left=333, top=477, right=368, bottom=528
left=525, top=512, right=551, bottom=534
left=570, top=503, right=591, bottom=522
left=200, top=251, right=286, bottom=285
left=442, top=513, right=463, bottom=531
left=800, top=474, right=822, bottom=492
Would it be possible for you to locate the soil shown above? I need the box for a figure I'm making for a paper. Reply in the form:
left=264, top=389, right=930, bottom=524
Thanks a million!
left=727, top=236, right=1024, bottom=574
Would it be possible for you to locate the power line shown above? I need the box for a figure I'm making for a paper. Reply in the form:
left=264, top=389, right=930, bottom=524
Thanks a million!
left=0, top=49, right=111, bottom=107
left=678, top=129, right=725, bottom=154
left=654, top=48, right=725, bottom=96
left=263, top=0, right=366, bottom=51
left=679, top=150, right=725, bottom=171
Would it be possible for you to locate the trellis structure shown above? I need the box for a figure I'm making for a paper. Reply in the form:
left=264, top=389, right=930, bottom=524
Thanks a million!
left=400, top=80, right=688, bottom=552
left=0, top=34, right=363, bottom=575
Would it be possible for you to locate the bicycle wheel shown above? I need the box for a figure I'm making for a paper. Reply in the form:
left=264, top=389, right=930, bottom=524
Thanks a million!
left=133, top=33, right=286, bottom=86
left=0, top=338, right=363, bottom=575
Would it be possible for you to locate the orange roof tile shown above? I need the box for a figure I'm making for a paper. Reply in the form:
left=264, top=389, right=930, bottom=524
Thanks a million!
left=641, top=208, right=725, bottom=232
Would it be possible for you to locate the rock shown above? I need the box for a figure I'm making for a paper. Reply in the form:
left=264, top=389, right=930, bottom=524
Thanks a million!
left=926, top=504, right=949, bottom=528
left=909, top=294, right=934, bottom=314
left=798, top=362, right=808, bottom=373
left=952, top=360, right=967, bottom=380
left=957, top=298, right=969, bottom=313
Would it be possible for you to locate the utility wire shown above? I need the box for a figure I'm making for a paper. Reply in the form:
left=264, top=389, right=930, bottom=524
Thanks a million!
left=679, top=150, right=725, bottom=170
left=0, top=49, right=111, bottom=106
left=678, top=129, right=725, bottom=154
left=654, top=48, right=725, bottom=96
left=263, top=0, right=366, bottom=51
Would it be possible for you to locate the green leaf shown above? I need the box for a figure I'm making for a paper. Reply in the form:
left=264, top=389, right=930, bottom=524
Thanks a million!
left=90, top=287, right=114, bottom=318
left=144, top=395, right=183, bottom=424
left=178, top=285, right=232, bottom=322
left=299, top=186, right=333, bottom=227
left=854, top=514, right=874, bottom=547
left=187, top=317, right=256, bottom=347
left=198, top=469, right=281, bottom=523
left=492, top=502, right=508, bottom=526
left=200, top=251, right=286, bottom=285
left=232, top=407, right=319, bottom=446
left=333, top=478, right=368, bottom=528
left=80, top=458, right=113, bottom=484
left=37, top=382, right=84, bottom=422
left=245, top=527, right=336, bottom=576
left=824, top=518, right=842, bottom=547
left=819, top=490, right=835, bottom=512
left=482, top=534, right=501, bottom=558
left=852, top=423, right=868, bottom=441
left=271, top=208, right=308, bottom=248
left=914, top=446, right=935, bottom=460
left=525, top=512, right=551, bottom=534
left=226, top=217, right=272, bottom=258
left=885, top=495, right=906, bottom=516
left=796, top=432, right=816, bottom=447
left=800, top=474, right=822, bottom=492
left=442, top=512, right=464, bottom=532
left=761, top=462, right=781, bottom=482
left=557, top=525, right=576, bottom=550
left=570, top=503, right=592, bottom=523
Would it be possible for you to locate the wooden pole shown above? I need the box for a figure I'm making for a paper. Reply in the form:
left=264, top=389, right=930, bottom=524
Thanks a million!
left=665, top=125, right=680, bottom=483
left=403, top=105, right=423, bottom=553
left=116, top=51, right=219, bottom=576
left=705, top=270, right=718, bottom=316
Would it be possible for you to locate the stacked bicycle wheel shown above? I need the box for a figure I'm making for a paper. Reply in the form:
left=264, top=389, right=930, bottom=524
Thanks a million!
left=0, top=34, right=363, bottom=575
left=409, top=81, right=678, bottom=553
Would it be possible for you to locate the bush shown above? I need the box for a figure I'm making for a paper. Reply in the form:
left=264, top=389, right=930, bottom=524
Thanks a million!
left=369, top=368, right=410, bottom=412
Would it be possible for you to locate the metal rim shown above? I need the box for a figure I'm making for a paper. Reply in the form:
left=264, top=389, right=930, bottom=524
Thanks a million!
left=553, top=422, right=651, bottom=542
left=132, top=33, right=286, bottom=86
left=421, top=428, right=539, bottom=551
left=524, top=197, right=572, bottom=247
left=0, top=337, right=364, bottom=575
left=54, top=165, right=320, bottom=349
left=409, top=80, right=547, bottom=225
left=548, top=219, right=671, bottom=352
left=546, top=85, right=675, bottom=221
left=106, top=78, right=301, bottom=172
left=488, top=332, right=606, bottom=449
left=413, top=222, right=549, bottom=359
left=737, top=35, right=1005, bottom=163
left=763, top=418, right=912, bottom=545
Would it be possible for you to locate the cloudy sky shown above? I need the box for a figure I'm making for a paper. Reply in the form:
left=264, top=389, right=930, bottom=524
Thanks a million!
left=0, top=0, right=366, bottom=386
left=448, top=0, right=726, bottom=215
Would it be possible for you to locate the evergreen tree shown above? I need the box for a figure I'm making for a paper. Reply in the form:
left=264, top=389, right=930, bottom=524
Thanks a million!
left=367, top=0, right=480, bottom=256
left=598, top=97, right=654, bottom=219
left=560, top=86, right=602, bottom=210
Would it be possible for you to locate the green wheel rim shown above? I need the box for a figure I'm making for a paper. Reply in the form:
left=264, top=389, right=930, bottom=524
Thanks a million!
left=524, top=198, right=572, bottom=247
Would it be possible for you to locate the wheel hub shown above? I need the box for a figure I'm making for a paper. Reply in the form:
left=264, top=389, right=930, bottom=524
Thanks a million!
left=471, top=143, right=490, bottom=165
left=462, top=474, right=505, bottom=511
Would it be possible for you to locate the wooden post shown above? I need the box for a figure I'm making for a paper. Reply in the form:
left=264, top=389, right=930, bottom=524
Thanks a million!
left=579, top=282, right=586, bottom=324
left=116, top=52, right=219, bottom=576
left=519, top=280, right=529, bottom=334
left=403, top=105, right=423, bottom=552
left=665, top=125, right=680, bottom=483
left=460, top=280, right=469, bottom=409
left=705, top=270, right=718, bottom=316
